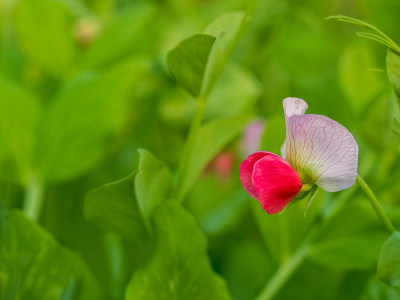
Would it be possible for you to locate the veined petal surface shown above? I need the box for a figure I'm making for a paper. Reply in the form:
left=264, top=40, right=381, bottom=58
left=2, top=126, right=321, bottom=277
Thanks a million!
left=285, top=114, right=358, bottom=192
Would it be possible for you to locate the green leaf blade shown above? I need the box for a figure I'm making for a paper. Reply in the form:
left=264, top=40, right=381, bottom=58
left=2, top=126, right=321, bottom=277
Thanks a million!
left=167, top=34, right=216, bottom=97
left=84, top=173, right=149, bottom=244
left=135, top=149, right=172, bottom=230
left=179, top=116, right=250, bottom=200
left=378, top=231, right=400, bottom=286
left=0, top=211, right=102, bottom=300
left=387, top=49, right=400, bottom=99
left=125, top=202, right=231, bottom=300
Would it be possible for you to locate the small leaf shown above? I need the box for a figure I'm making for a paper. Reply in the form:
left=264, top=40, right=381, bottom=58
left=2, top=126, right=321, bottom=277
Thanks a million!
left=0, top=210, right=102, bottom=300
left=167, top=34, right=216, bottom=97
left=378, top=231, right=400, bottom=286
left=135, top=149, right=172, bottom=230
left=13, top=0, right=75, bottom=76
left=125, top=202, right=231, bottom=300
left=179, top=116, right=250, bottom=200
left=387, top=49, right=400, bottom=99
left=85, top=173, right=149, bottom=244
left=202, top=11, right=245, bottom=97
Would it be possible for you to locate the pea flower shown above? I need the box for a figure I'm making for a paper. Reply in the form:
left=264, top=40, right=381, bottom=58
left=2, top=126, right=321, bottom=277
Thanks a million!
left=240, top=98, right=358, bottom=214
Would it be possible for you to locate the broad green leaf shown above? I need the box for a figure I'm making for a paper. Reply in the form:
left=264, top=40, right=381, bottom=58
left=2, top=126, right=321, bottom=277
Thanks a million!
left=204, top=63, right=262, bottom=119
left=361, top=276, right=400, bottom=300
left=135, top=149, right=172, bottom=230
left=125, top=202, right=231, bottom=300
left=167, top=34, right=216, bottom=97
left=0, top=210, right=102, bottom=300
left=85, top=149, right=170, bottom=241
left=0, top=77, right=40, bottom=183
left=179, top=116, right=250, bottom=200
left=309, top=200, right=388, bottom=270
left=378, top=231, right=400, bottom=286
left=387, top=49, right=400, bottom=99
left=84, top=173, right=149, bottom=244
left=309, top=232, right=387, bottom=270
left=202, top=11, right=245, bottom=97
left=37, top=59, right=149, bottom=183
left=339, top=42, right=386, bottom=113
left=13, top=0, right=75, bottom=76
left=81, top=3, right=157, bottom=68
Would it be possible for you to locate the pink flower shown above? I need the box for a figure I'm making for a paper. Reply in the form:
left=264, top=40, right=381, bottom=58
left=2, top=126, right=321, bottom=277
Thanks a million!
left=240, top=98, right=358, bottom=214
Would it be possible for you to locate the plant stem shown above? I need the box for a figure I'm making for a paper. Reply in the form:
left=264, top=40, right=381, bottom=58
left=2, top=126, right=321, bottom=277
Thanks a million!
left=22, top=175, right=43, bottom=221
left=356, top=174, right=396, bottom=233
left=256, top=225, right=320, bottom=300
left=256, top=241, right=310, bottom=300
left=175, top=99, right=206, bottom=202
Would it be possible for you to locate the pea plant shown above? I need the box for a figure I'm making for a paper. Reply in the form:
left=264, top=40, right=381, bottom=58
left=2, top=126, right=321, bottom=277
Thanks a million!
left=1, top=0, right=400, bottom=299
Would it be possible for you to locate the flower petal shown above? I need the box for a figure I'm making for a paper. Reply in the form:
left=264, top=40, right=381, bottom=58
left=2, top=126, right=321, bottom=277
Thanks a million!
left=286, top=114, right=358, bottom=192
left=282, top=98, right=308, bottom=159
left=252, top=155, right=302, bottom=214
left=239, top=151, right=273, bottom=199
left=283, top=97, right=308, bottom=119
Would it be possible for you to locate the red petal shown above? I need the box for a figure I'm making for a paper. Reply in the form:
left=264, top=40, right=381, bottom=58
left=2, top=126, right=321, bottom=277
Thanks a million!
left=252, top=155, right=302, bottom=214
left=240, top=151, right=272, bottom=199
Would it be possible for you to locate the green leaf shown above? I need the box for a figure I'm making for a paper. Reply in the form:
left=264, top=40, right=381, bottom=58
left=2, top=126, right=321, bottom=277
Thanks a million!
left=387, top=49, right=400, bottom=99
left=167, top=34, right=216, bottom=97
left=361, top=276, right=400, bottom=300
left=84, top=173, right=149, bottom=244
left=202, top=11, right=245, bottom=98
left=378, top=231, right=400, bottom=286
left=309, top=200, right=388, bottom=270
left=85, top=149, right=171, bottom=241
left=13, top=0, right=75, bottom=76
left=0, top=210, right=102, bottom=300
left=0, top=77, right=40, bottom=183
left=309, top=232, right=387, bottom=270
left=125, top=202, right=231, bottom=300
left=204, top=63, right=262, bottom=119
left=135, top=149, right=172, bottom=230
left=37, top=59, right=148, bottom=183
left=179, top=116, right=250, bottom=200
left=166, top=11, right=245, bottom=98
left=339, top=42, right=386, bottom=113
left=81, top=3, right=157, bottom=68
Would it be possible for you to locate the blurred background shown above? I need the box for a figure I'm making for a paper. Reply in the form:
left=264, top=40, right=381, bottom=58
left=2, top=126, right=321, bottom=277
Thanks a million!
left=1, top=0, right=400, bottom=299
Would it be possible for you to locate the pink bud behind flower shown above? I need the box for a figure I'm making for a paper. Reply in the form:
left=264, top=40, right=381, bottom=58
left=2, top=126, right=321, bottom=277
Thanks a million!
left=238, top=119, right=265, bottom=156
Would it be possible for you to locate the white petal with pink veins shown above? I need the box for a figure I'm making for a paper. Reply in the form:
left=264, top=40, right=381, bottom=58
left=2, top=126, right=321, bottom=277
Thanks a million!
left=282, top=97, right=309, bottom=159
left=283, top=97, right=308, bottom=119
left=286, top=114, right=358, bottom=192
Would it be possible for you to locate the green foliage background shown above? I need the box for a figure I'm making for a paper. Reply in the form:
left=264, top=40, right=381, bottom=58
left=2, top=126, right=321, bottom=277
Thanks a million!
left=1, top=0, right=400, bottom=299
